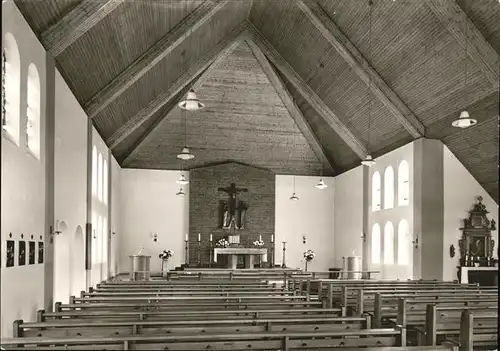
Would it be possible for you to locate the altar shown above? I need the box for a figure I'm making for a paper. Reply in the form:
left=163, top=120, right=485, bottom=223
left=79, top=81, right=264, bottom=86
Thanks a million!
left=213, top=248, right=267, bottom=269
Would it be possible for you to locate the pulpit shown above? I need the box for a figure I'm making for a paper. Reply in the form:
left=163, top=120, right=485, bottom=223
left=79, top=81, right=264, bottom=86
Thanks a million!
left=213, top=248, right=267, bottom=269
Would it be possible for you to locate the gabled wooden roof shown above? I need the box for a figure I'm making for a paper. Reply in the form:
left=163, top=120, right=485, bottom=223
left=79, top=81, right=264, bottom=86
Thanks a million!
left=14, top=0, right=499, bottom=202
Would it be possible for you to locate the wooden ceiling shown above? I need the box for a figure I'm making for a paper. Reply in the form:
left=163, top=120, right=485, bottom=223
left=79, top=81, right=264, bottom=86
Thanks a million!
left=15, top=0, right=499, bottom=202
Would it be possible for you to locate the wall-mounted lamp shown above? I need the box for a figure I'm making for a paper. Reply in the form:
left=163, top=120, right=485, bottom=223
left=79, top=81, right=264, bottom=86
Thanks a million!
left=50, top=220, right=66, bottom=243
left=152, top=232, right=158, bottom=242
left=412, top=236, right=419, bottom=249
left=449, top=245, right=455, bottom=258
left=361, top=232, right=367, bottom=243
left=302, top=235, right=306, bottom=244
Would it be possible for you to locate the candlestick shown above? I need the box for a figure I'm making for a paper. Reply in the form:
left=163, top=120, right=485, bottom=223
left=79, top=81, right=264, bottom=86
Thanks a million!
left=209, top=234, right=213, bottom=242
left=281, top=241, right=287, bottom=268
left=185, top=234, right=188, bottom=241
left=271, top=235, right=274, bottom=243
left=198, top=233, right=201, bottom=242
left=259, top=235, right=262, bottom=241
left=184, top=239, right=188, bottom=266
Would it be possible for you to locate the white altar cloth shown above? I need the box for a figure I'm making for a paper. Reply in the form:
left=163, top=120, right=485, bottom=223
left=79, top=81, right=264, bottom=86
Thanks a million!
left=213, top=247, right=267, bottom=263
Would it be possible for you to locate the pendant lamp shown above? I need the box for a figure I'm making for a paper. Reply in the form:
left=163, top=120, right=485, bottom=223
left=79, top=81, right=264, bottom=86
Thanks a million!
left=315, top=130, right=328, bottom=189
left=452, top=10, right=477, bottom=129
left=178, top=90, right=204, bottom=111
left=362, top=0, right=376, bottom=167
left=315, top=178, right=327, bottom=190
left=176, top=187, right=185, bottom=197
left=177, top=108, right=195, bottom=160
left=290, top=175, right=299, bottom=201
left=177, top=173, right=189, bottom=185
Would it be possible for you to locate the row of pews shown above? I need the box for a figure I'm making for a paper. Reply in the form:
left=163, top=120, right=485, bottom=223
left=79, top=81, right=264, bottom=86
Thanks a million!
left=0, top=270, right=497, bottom=350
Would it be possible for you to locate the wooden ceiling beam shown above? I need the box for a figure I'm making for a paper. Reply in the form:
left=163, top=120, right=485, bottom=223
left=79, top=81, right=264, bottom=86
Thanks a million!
left=84, top=0, right=229, bottom=119
left=109, top=23, right=247, bottom=152
left=425, top=0, right=499, bottom=90
left=296, top=0, right=425, bottom=138
left=246, top=38, right=335, bottom=174
left=41, top=0, right=124, bottom=57
left=247, top=22, right=368, bottom=159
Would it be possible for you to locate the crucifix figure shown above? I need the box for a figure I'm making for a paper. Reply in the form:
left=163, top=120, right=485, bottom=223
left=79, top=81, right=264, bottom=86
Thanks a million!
left=218, top=183, right=248, bottom=230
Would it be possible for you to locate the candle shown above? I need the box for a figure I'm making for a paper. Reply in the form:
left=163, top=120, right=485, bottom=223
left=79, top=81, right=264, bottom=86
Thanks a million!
left=198, top=233, right=201, bottom=242
left=259, top=235, right=262, bottom=241
left=209, top=234, right=213, bottom=242
left=271, top=235, right=274, bottom=243
left=185, top=234, right=188, bottom=241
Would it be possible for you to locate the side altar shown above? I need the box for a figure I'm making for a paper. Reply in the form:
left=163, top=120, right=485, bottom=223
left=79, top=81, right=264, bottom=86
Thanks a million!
left=213, top=247, right=267, bottom=269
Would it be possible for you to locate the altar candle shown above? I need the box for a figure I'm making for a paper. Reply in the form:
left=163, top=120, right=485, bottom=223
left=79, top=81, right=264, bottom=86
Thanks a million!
left=185, top=234, right=188, bottom=241
left=198, top=233, right=201, bottom=242
left=271, top=235, right=274, bottom=243
left=259, top=235, right=262, bottom=241
left=209, top=234, right=213, bottom=242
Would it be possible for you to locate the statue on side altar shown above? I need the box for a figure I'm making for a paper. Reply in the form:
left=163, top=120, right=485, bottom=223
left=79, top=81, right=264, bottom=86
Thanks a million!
left=218, top=183, right=248, bottom=230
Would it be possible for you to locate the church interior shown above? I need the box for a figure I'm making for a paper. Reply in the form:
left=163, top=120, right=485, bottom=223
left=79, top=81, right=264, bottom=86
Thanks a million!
left=1, top=0, right=499, bottom=349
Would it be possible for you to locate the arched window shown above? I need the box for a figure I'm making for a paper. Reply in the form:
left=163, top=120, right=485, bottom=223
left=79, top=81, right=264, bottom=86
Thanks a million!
left=92, top=146, right=97, bottom=196
left=397, top=220, right=410, bottom=265
left=371, top=223, right=381, bottom=264
left=102, top=217, right=108, bottom=265
left=372, top=171, right=381, bottom=211
left=384, top=166, right=394, bottom=209
left=97, top=152, right=103, bottom=202
left=398, top=161, right=410, bottom=206
left=384, top=221, right=394, bottom=264
left=26, top=63, right=40, bottom=158
left=103, top=159, right=108, bottom=205
left=2, top=33, right=21, bottom=145
left=97, top=216, right=102, bottom=264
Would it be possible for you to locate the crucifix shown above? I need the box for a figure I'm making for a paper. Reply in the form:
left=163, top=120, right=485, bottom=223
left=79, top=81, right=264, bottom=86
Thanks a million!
left=218, top=183, right=249, bottom=230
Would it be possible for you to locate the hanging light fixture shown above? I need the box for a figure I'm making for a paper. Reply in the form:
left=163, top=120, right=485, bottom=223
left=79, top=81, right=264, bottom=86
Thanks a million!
left=361, top=0, right=376, bottom=167
left=452, top=8, right=477, bottom=129
left=178, top=89, right=204, bottom=111
left=290, top=175, right=299, bottom=201
left=176, top=187, right=185, bottom=197
left=177, top=173, right=189, bottom=185
left=315, top=132, right=328, bottom=189
left=176, top=107, right=195, bottom=160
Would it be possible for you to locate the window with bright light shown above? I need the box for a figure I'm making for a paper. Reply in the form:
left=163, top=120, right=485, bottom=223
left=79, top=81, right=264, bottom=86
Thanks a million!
left=98, top=152, right=103, bottom=202
left=103, top=159, right=108, bottom=205
left=97, top=216, right=102, bottom=264
left=398, top=220, right=410, bottom=265
left=92, top=212, right=97, bottom=263
left=371, top=223, right=381, bottom=264
left=384, top=166, right=394, bottom=209
left=26, top=63, right=40, bottom=158
left=102, top=217, right=108, bottom=264
left=92, top=146, right=97, bottom=196
left=2, top=33, right=21, bottom=145
left=372, top=171, right=381, bottom=211
left=398, top=160, right=410, bottom=206
left=384, top=221, right=394, bottom=264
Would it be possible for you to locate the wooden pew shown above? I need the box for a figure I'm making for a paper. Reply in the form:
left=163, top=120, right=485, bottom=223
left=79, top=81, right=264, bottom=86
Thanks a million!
left=37, top=307, right=345, bottom=322
left=424, top=305, right=498, bottom=349
left=15, top=315, right=372, bottom=338
left=1, top=328, right=411, bottom=350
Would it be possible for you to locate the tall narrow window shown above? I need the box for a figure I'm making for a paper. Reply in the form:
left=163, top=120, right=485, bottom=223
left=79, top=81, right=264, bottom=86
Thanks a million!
left=92, top=146, right=97, bottom=196
left=398, top=161, right=410, bottom=206
left=384, top=221, right=394, bottom=264
left=97, top=216, right=102, bottom=264
left=103, top=159, right=108, bottom=205
left=384, top=167, right=394, bottom=209
left=398, top=220, right=410, bottom=265
left=372, top=171, right=381, bottom=211
left=97, top=152, right=103, bottom=202
left=371, top=223, right=381, bottom=264
left=102, top=217, right=108, bottom=265
left=26, top=63, right=40, bottom=158
left=2, top=33, right=21, bottom=145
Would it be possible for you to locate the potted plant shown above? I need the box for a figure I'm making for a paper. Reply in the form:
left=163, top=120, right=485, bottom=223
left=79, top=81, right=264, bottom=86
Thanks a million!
left=159, top=249, right=174, bottom=277
left=303, top=249, right=315, bottom=272
left=215, top=238, right=230, bottom=248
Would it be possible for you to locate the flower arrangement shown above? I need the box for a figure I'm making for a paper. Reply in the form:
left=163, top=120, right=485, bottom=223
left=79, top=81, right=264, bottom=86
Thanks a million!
left=159, top=249, right=174, bottom=260
left=253, top=239, right=264, bottom=247
left=303, top=249, right=315, bottom=261
left=215, top=238, right=229, bottom=248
